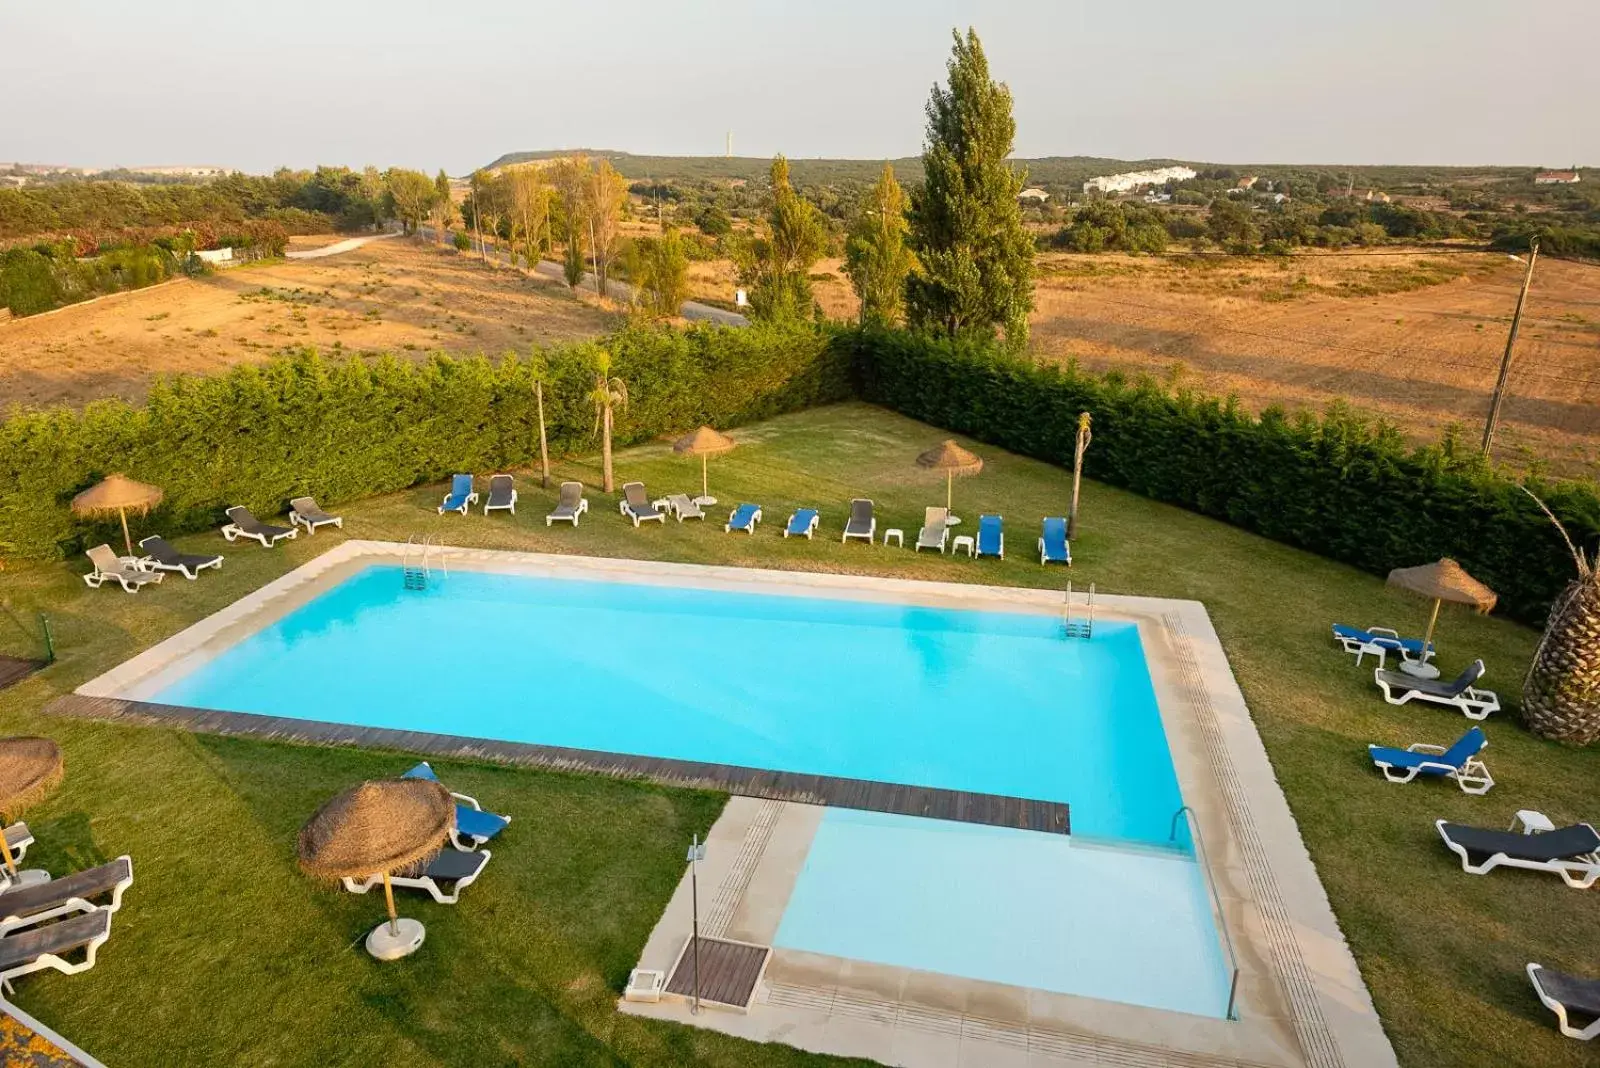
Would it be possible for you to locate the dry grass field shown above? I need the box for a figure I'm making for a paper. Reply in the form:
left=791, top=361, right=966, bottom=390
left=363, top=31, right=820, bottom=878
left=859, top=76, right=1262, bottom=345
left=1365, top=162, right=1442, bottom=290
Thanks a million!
left=1027, top=250, right=1600, bottom=475
left=0, top=237, right=620, bottom=410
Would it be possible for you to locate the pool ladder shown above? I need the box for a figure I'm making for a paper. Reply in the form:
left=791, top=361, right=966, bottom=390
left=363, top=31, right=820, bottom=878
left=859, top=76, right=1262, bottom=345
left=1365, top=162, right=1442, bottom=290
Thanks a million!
left=402, top=534, right=448, bottom=590
left=1062, top=582, right=1095, bottom=639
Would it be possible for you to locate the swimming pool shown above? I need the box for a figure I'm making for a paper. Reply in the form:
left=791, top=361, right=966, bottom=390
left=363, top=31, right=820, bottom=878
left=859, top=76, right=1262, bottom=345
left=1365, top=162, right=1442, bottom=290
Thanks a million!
left=148, top=564, right=1186, bottom=846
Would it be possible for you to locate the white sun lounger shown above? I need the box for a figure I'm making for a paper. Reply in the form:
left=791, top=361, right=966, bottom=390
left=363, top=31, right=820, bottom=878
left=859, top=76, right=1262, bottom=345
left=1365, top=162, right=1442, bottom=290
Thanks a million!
left=1374, top=659, right=1499, bottom=720
left=546, top=481, right=589, bottom=526
left=221, top=506, right=297, bottom=547
left=289, top=497, right=343, bottom=534
left=342, top=848, right=491, bottom=905
left=915, top=507, right=949, bottom=553
left=1436, top=819, right=1600, bottom=889
left=137, top=535, right=223, bottom=580
left=1527, top=963, right=1600, bottom=1041
left=842, top=498, right=875, bottom=543
left=620, top=482, right=665, bottom=526
left=0, top=908, right=114, bottom=993
left=1367, top=726, right=1493, bottom=794
left=667, top=494, right=705, bottom=521
left=483, top=475, right=517, bottom=516
left=83, top=544, right=162, bottom=593
left=0, top=856, right=134, bottom=926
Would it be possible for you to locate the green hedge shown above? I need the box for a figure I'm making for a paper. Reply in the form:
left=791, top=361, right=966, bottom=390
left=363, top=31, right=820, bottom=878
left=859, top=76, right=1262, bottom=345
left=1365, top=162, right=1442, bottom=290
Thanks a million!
left=847, top=327, right=1600, bottom=625
left=0, top=321, right=848, bottom=559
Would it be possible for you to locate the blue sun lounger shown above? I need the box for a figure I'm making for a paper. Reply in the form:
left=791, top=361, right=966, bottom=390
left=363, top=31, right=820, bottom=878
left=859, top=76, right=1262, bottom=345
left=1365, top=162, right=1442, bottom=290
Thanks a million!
left=1038, top=517, right=1071, bottom=565
left=976, top=514, right=1004, bottom=559
left=725, top=503, right=762, bottom=534
left=402, top=762, right=511, bottom=849
left=1331, top=623, right=1434, bottom=669
left=1368, top=726, right=1493, bottom=794
left=784, top=508, right=819, bottom=539
left=438, top=474, right=477, bottom=515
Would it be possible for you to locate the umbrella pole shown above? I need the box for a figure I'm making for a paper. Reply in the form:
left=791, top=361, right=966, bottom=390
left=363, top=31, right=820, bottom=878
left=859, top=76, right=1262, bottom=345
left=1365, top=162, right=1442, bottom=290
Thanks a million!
left=383, top=872, right=399, bottom=937
left=119, top=508, right=134, bottom=557
left=0, top=834, right=16, bottom=878
left=946, top=471, right=953, bottom=513
left=702, top=455, right=709, bottom=501
left=1421, top=598, right=1442, bottom=653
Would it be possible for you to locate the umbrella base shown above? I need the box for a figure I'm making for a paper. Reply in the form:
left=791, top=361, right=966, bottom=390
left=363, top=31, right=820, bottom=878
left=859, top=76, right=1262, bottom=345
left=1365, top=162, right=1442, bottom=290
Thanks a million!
left=366, top=917, right=425, bottom=960
left=3, top=869, right=50, bottom=890
left=693, top=495, right=717, bottom=507
left=945, top=515, right=962, bottom=527
left=1399, top=660, right=1441, bottom=680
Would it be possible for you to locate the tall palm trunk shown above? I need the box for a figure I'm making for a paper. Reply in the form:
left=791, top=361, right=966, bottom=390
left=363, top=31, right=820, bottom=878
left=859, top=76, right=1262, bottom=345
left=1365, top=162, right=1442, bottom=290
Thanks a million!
left=1521, top=490, right=1600, bottom=745
left=600, top=404, right=615, bottom=493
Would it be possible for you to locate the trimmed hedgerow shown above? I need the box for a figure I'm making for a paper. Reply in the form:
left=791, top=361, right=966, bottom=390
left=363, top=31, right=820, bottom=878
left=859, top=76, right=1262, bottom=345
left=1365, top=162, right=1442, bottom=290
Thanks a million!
left=0, top=320, right=848, bottom=560
left=845, top=326, right=1600, bottom=625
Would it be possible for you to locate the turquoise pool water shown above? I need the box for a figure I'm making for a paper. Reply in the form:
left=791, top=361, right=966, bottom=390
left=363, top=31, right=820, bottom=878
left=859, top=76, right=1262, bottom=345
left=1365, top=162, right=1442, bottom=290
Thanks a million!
left=152, top=565, right=1186, bottom=846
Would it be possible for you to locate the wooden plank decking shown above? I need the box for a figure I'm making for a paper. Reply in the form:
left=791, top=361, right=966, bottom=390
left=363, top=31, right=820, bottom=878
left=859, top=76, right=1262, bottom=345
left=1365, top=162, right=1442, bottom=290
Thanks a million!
left=664, top=937, right=771, bottom=1010
left=0, top=656, right=43, bottom=692
left=44, top=694, right=1070, bottom=834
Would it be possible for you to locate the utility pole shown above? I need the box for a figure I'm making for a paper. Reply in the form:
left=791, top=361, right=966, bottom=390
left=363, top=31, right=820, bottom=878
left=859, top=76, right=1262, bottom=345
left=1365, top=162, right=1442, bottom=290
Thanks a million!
left=1480, top=239, right=1539, bottom=458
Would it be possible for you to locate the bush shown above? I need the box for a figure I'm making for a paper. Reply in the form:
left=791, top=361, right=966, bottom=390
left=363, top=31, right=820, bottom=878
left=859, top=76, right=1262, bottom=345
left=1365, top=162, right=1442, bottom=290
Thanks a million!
left=452, top=230, right=472, bottom=252
left=846, top=327, right=1599, bottom=625
left=0, top=322, right=851, bottom=559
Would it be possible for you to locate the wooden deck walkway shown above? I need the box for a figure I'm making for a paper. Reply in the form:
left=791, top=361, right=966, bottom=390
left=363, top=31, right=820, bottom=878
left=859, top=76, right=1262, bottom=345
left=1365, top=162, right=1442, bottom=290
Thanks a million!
left=45, top=695, right=1070, bottom=834
left=0, top=656, right=43, bottom=692
left=665, top=937, right=771, bottom=1010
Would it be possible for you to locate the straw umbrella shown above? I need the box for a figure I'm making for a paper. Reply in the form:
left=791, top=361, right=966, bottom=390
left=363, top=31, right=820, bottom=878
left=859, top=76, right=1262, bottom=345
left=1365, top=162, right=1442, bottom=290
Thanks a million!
left=916, top=440, right=983, bottom=526
left=297, top=779, right=454, bottom=961
left=0, top=736, right=63, bottom=889
left=673, top=427, right=737, bottom=506
left=1386, top=558, right=1497, bottom=677
left=72, top=475, right=164, bottom=558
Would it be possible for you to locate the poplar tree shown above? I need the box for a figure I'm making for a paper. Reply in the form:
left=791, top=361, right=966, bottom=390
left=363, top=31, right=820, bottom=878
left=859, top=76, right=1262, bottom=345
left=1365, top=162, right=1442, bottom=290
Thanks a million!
left=733, top=156, right=826, bottom=321
left=843, top=163, right=914, bottom=326
left=906, top=28, right=1034, bottom=348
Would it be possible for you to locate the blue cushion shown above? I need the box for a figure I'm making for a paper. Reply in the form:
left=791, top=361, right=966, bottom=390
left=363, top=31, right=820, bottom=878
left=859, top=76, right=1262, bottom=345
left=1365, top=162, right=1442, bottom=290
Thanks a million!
left=786, top=508, right=817, bottom=533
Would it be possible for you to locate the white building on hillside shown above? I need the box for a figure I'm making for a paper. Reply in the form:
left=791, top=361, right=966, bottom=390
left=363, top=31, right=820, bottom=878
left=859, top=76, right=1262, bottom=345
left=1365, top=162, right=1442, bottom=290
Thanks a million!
left=1534, top=170, right=1581, bottom=184
left=1082, top=166, right=1197, bottom=195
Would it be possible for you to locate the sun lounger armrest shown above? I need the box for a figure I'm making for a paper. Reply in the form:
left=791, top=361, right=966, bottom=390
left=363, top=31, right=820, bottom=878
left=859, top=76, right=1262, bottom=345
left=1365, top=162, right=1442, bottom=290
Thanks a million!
left=1405, top=743, right=1448, bottom=755
left=1369, top=626, right=1400, bottom=639
left=448, top=790, right=483, bottom=812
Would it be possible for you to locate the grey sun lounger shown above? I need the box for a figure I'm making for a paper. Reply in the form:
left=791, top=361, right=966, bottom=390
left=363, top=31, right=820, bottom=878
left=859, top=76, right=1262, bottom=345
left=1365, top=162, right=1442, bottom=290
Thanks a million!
left=221, top=506, right=297, bottom=548
left=0, top=856, right=134, bottom=925
left=342, top=848, right=491, bottom=905
left=1435, top=819, right=1600, bottom=889
left=915, top=506, right=950, bottom=552
left=842, top=498, right=875, bottom=543
left=289, top=496, right=343, bottom=534
left=667, top=493, right=706, bottom=521
left=545, top=481, right=589, bottom=526
left=138, top=535, right=223, bottom=580
left=1528, top=963, right=1600, bottom=1041
left=0, top=907, right=113, bottom=990
left=1374, top=658, right=1499, bottom=720
left=83, top=544, right=162, bottom=593
left=619, top=482, right=666, bottom=526
left=483, top=475, right=517, bottom=516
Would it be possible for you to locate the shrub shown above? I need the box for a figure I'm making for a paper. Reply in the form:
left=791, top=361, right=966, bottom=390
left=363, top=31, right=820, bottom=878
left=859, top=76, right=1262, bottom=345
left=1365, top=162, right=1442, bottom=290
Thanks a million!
left=452, top=230, right=472, bottom=252
left=0, top=322, right=850, bottom=559
left=846, top=327, right=1600, bottom=625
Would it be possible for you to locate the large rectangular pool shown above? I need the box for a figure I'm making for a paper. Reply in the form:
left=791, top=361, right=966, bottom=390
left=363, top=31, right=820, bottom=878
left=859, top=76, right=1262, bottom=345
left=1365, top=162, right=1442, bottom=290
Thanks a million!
left=149, top=565, right=1186, bottom=846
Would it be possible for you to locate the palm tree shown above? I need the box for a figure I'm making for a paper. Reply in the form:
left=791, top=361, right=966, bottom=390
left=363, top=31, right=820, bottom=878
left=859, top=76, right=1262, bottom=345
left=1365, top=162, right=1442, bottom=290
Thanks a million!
left=589, top=351, right=628, bottom=493
left=1521, top=490, right=1600, bottom=745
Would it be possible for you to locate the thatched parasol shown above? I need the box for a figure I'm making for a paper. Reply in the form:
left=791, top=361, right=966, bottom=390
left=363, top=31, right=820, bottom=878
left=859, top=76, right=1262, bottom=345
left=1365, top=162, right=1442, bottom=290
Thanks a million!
left=0, top=736, right=63, bottom=886
left=1387, top=558, right=1497, bottom=658
left=673, top=426, right=737, bottom=505
left=916, top=440, right=983, bottom=525
left=298, top=778, right=453, bottom=960
left=72, top=475, right=164, bottom=557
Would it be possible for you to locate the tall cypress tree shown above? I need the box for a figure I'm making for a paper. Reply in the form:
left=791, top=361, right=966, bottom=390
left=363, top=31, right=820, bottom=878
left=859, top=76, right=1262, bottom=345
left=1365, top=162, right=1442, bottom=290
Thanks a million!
left=906, top=28, right=1034, bottom=348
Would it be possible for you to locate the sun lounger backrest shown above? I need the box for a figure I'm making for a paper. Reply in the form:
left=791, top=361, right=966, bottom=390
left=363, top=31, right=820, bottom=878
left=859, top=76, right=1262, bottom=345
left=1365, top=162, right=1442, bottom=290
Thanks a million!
left=1451, top=659, right=1486, bottom=691
left=449, top=474, right=473, bottom=498
left=850, top=499, right=873, bottom=525
left=489, top=475, right=513, bottom=493
left=624, top=482, right=649, bottom=509
left=86, top=544, right=122, bottom=572
left=138, top=535, right=177, bottom=562
left=978, top=514, right=1001, bottom=546
left=559, top=482, right=582, bottom=507
left=226, top=506, right=258, bottom=529
left=923, top=506, right=947, bottom=530
left=0, top=908, right=110, bottom=972
left=1440, top=726, right=1488, bottom=766
left=1042, top=517, right=1067, bottom=548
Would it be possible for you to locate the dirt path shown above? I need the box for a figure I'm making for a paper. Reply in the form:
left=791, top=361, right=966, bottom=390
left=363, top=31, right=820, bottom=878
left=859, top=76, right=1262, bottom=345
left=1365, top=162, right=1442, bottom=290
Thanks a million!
left=284, top=231, right=403, bottom=259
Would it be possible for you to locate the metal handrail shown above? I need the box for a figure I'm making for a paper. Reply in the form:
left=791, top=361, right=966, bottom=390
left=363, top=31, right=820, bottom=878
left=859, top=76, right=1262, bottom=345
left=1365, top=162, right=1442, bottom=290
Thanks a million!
left=1170, top=804, right=1241, bottom=1020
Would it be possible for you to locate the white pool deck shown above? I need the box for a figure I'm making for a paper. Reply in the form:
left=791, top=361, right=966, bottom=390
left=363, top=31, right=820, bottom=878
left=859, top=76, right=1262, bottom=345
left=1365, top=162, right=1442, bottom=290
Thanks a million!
left=75, top=542, right=1397, bottom=1068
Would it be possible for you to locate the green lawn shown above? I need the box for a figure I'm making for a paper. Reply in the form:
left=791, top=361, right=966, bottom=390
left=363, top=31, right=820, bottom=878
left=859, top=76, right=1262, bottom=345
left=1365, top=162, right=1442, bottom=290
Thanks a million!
left=0, top=401, right=1595, bottom=1068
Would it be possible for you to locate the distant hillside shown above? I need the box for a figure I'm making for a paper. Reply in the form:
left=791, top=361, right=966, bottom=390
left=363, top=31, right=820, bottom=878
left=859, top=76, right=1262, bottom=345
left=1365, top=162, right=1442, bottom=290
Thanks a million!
left=483, top=150, right=1537, bottom=194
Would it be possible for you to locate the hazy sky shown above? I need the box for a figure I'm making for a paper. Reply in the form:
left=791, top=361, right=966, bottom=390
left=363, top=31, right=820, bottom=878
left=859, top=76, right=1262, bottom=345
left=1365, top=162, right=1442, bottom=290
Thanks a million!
left=4, top=1, right=1596, bottom=174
